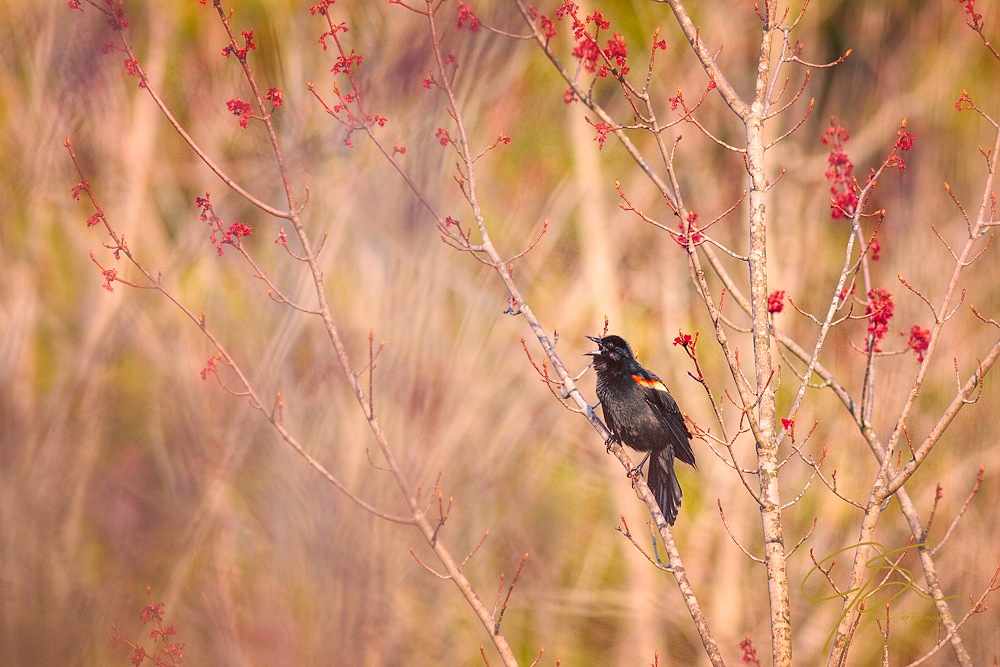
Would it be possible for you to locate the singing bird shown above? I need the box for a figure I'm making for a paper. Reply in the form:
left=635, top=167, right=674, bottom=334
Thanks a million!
left=588, top=335, right=696, bottom=524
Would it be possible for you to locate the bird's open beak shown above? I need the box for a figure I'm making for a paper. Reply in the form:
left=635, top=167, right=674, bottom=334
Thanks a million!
left=585, top=335, right=602, bottom=356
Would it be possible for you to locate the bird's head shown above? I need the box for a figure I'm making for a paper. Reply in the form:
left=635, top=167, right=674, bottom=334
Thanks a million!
left=586, top=334, right=636, bottom=368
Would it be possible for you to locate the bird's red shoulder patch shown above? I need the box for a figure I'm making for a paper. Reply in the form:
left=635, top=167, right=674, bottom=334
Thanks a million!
left=632, top=374, right=667, bottom=391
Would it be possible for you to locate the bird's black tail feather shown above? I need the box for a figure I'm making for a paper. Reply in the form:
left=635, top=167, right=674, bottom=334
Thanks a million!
left=646, top=448, right=682, bottom=525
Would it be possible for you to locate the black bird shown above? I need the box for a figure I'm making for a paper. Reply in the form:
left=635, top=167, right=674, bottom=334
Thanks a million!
left=587, top=334, right=696, bottom=524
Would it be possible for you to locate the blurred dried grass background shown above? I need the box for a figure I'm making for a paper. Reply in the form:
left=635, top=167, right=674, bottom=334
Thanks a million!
left=1, top=0, right=999, bottom=665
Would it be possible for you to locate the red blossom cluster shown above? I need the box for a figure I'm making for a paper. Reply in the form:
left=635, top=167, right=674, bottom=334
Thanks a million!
left=868, top=236, right=881, bottom=261
left=309, top=0, right=336, bottom=16
left=739, top=635, right=762, bottom=666
left=111, top=588, right=185, bottom=666
left=306, top=10, right=393, bottom=144
left=605, top=32, right=628, bottom=70
left=894, top=123, right=915, bottom=152
left=767, top=290, right=785, bottom=314
left=555, top=2, right=579, bottom=21
left=456, top=3, right=480, bottom=32
left=140, top=601, right=182, bottom=664
left=70, top=179, right=90, bottom=201
left=226, top=98, right=254, bottom=128
left=781, top=416, right=795, bottom=440
left=317, top=21, right=348, bottom=51
left=674, top=212, right=703, bottom=247
left=885, top=118, right=915, bottom=171
left=573, top=33, right=601, bottom=72
left=669, top=89, right=684, bottom=111
left=140, top=600, right=165, bottom=623
left=331, top=90, right=356, bottom=113
left=265, top=87, right=283, bottom=107
left=524, top=3, right=557, bottom=38
left=539, top=15, right=556, bottom=40
left=673, top=332, right=694, bottom=349
left=553, top=3, right=630, bottom=78
left=222, top=30, right=256, bottom=60
left=214, top=223, right=252, bottom=255
left=331, top=50, right=362, bottom=75
left=274, top=226, right=289, bottom=249
left=195, top=192, right=253, bottom=256
left=200, top=353, right=221, bottom=381
left=822, top=121, right=857, bottom=219
left=822, top=117, right=914, bottom=221
left=957, top=0, right=984, bottom=28
left=865, top=287, right=894, bottom=351
left=101, top=267, right=117, bottom=292
left=127, top=646, right=146, bottom=666
left=906, top=325, right=931, bottom=362
left=435, top=127, right=453, bottom=146
left=123, top=57, right=146, bottom=87
left=593, top=121, right=613, bottom=149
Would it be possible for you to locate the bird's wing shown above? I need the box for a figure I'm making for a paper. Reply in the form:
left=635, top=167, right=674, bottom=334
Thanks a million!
left=633, top=368, right=697, bottom=467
